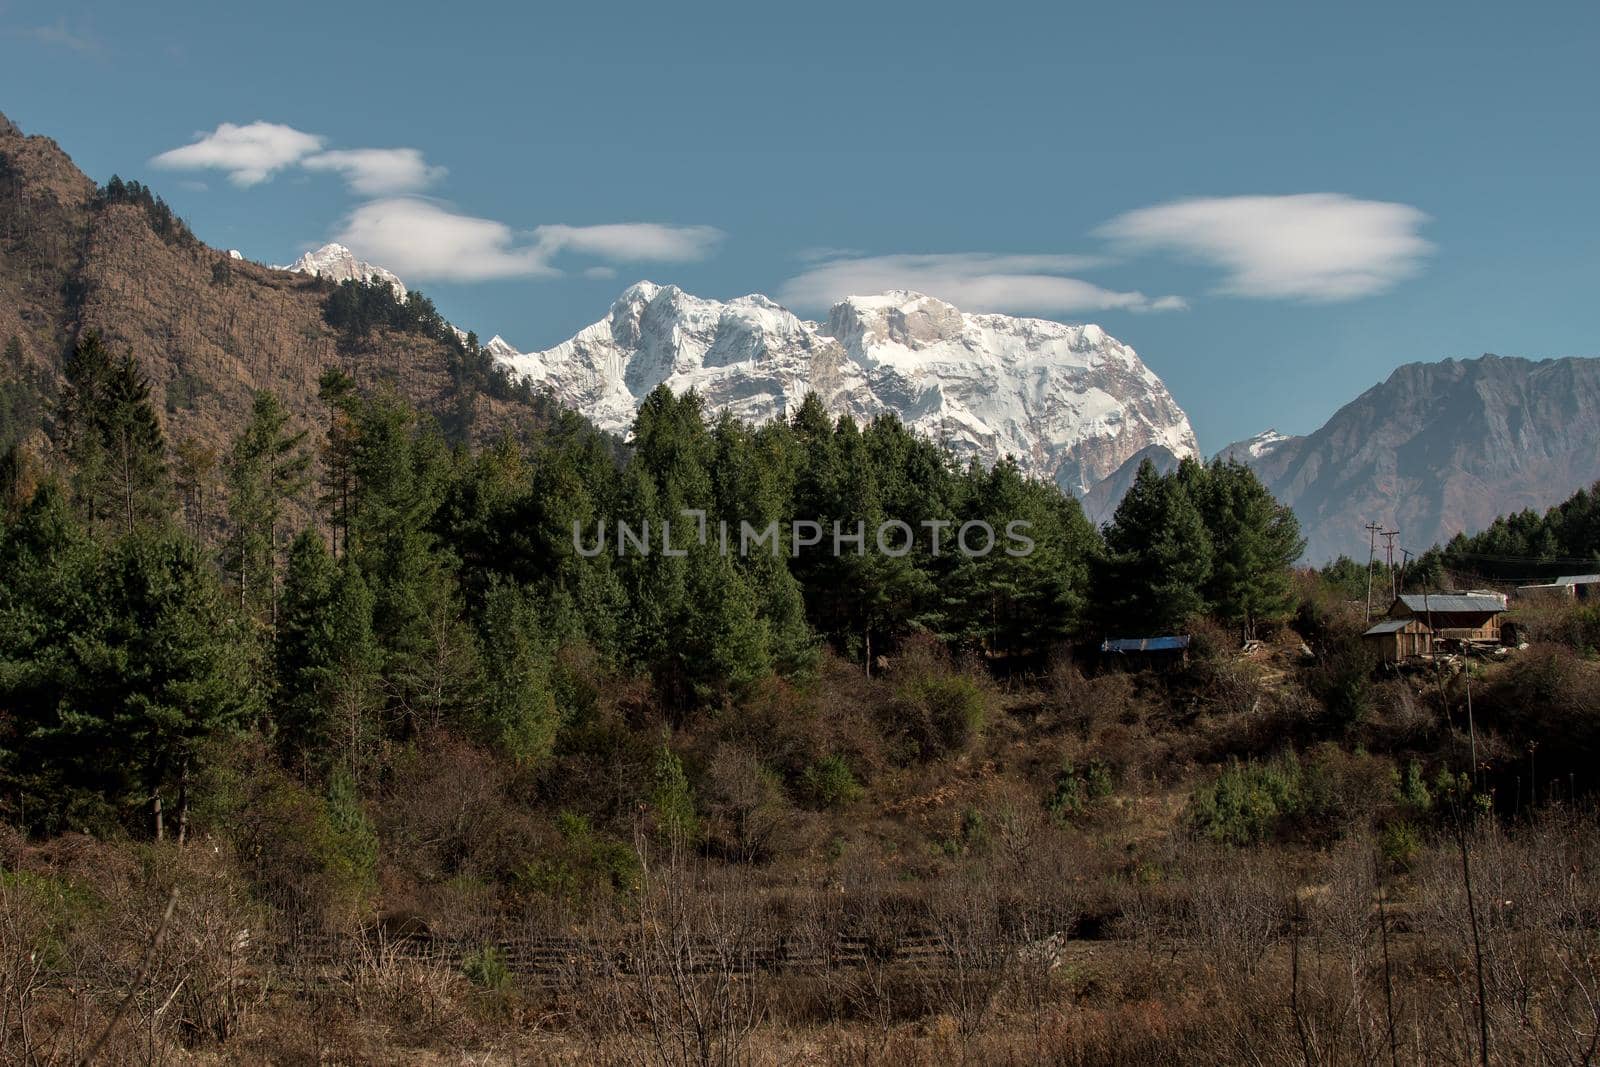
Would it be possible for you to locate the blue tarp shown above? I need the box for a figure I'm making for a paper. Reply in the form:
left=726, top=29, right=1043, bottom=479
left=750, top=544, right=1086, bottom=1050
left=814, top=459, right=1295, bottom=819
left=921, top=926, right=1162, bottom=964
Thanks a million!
left=1100, top=636, right=1191, bottom=653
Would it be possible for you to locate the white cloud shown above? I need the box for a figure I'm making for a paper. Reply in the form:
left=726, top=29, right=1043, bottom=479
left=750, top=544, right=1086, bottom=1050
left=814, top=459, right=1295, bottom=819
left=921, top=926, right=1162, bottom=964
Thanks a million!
left=302, top=147, right=446, bottom=195
left=151, top=121, right=324, bottom=187
left=1096, top=193, right=1432, bottom=301
left=583, top=266, right=619, bottom=280
left=778, top=252, right=1184, bottom=315
left=335, top=198, right=553, bottom=282
left=534, top=223, right=724, bottom=263
left=334, top=200, right=723, bottom=282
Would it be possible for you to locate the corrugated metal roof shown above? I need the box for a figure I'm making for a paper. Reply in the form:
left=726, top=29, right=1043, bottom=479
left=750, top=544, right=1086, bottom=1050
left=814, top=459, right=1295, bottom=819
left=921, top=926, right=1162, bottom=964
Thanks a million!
left=1556, top=574, right=1600, bottom=586
left=1395, top=594, right=1506, bottom=615
left=1100, top=636, right=1191, bottom=653
left=1365, top=619, right=1419, bottom=635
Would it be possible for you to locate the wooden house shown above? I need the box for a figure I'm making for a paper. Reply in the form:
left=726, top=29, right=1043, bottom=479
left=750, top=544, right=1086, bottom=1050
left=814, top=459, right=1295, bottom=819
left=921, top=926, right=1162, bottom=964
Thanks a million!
left=1388, top=593, right=1507, bottom=643
left=1363, top=617, right=1433, bottom=663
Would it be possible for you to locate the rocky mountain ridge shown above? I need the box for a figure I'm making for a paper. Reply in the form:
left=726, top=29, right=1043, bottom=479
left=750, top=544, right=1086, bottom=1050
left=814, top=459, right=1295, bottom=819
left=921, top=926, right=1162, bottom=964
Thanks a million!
left=492, top=280, right=1200, bottom=495
left=0, top=113, right=550, bottom=487
left=1215, top=355, right=1600, bottom=562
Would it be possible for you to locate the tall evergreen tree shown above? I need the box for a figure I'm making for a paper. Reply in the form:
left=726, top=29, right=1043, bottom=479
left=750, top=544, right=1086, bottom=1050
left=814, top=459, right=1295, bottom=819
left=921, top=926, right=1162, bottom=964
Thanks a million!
left=0, top=498, right=253, bottom=837
left=1098, top=459, right=1213, bottom=634
left=55, top=333, right=168, bottom=532
left=1193, top=459, right=1304, bottom=638
left=474, top=579, right=559, bottom=766
left=224, top=391, right=311, bottom=630
left=275, top=531, right=383, bottom=778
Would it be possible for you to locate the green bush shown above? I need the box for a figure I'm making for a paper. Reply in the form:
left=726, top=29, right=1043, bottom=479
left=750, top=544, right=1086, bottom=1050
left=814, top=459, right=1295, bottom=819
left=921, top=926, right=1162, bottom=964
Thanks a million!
left=516, top=813, right=640, bottom=911
left=201, top=746, right=376, bottom=924
left=1379, top=819, right=1422, bottom=871
left=462, top=944, right=511, bottom=991
left=1400, top=759, right=1434, bottom=813
left=649, top=745, right=701, bottom=846
left=801, top=755, right=863, bottom=810
left=889, top=672, right=988, bottom=760
left=1046, top=758, right=1114, bottom=821
left=324, top=767, right=378, bottom=889
left=1308, top=633, right=1377, bottom=728
left=1186, top=756, right=1305, bottom=846
left=0, top=869, right=100, bottom=969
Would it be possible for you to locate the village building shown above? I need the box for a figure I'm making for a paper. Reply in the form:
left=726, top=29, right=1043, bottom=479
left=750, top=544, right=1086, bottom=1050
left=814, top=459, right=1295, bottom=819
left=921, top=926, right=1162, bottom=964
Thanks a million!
left=1362, top=617, right=1434, bottom=663
left=1557, top=574, right=1600, bottom=600
left=1515, top=574, right=1600, bottom=602
left=1387, top=592, right=1507, bottom=643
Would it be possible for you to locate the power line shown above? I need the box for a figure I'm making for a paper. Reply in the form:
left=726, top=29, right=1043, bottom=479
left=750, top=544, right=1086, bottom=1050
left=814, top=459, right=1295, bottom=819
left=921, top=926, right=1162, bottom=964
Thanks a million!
left=1364, top=521, right=1384, bottom=623
left=1382, top=529, right=1400, bottom=603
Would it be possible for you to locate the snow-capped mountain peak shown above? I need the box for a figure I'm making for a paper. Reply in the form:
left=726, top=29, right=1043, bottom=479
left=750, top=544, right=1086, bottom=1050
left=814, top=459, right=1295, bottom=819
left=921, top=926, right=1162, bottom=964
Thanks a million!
left=277, top=242, right=406, bottom=299
left=483, top=335, right=521, bottom=360
left=1214, top=428, right=1297, bottom=464
left=500, top=284, right=1198, bottom=496
left=267, top=239, right=1196, bottom=500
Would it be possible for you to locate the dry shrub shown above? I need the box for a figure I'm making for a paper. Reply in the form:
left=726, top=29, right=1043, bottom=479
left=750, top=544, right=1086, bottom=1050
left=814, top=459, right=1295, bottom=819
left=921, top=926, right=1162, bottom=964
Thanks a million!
left=913, top=877, right=1017, bottom=1039
left=711, top=655, right=886, bottom=798
left=567, top=855, right=768, bottom=1066
left=1409, top=810, right=1600, bottom=1063
left=1040, top=656, right=1144, bottom=738
left=379, top=732, right=540, bottom=888
left=199, top=737, right=376, bottom=930
left=878, top=634, right=993, bottom=763
left=1, top=865, right=99, bottom=1064
left=1511, top=598, right=1600, bottom=652
left=1476, top=646, right=1600, bottom=794
left=343, top=935, right=475, bottom=1048
left=544, top=670, right=659, bottom=823
left=701, top=743, right=797, bottom=864
left=1, top=838, right=270, bottom=1064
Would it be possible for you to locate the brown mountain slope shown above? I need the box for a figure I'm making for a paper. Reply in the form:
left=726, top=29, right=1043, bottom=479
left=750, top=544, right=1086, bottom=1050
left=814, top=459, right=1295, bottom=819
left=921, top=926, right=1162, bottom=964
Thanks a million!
left=1228, top=355, right=1600, bottom=563
left=0, top=110, right=554, bottom=469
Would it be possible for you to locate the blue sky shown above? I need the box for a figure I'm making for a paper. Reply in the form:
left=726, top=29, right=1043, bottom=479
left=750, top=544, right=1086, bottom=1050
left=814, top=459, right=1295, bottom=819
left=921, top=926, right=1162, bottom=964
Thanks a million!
left=2, top=0, right=1597, bottom=452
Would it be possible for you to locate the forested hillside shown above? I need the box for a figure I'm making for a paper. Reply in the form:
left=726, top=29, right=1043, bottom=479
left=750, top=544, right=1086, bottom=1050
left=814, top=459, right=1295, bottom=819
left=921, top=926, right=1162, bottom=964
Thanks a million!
left=10, top=318, right=1600, bottom=1063
left=1, top=322, right=1306, bottom=839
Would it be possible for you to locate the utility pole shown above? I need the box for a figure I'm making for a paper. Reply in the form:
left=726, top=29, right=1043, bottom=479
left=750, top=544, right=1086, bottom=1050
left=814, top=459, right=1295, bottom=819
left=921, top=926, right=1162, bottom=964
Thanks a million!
left=1365, top=521, right=1384, bottom=623
left=1382, top=529, right=1400, bottom=603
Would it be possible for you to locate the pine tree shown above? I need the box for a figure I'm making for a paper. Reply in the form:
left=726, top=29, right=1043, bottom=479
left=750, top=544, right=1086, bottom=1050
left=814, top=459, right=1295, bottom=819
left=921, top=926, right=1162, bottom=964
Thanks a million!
left=1193, top=459, right=1304, bottom=638
left=100, top=353, right=170, bottom=534
left=475, top=579, right=558, bottom=766
left=56, top=332, right=114, bottom=527
left=1, top=510, right=254, bottom=838
left=941, top=458, right=1098, bottom=659
left=173, top=435, right=219, bottom=543
left=275, top=531, right=383, bottom=778
left=224, top=391, right=310, bottom=630
left=1098, top=459, right=1212, bottom=634
left=317, top=368, right=360, bottom=559
left=649, top=743, right=701, bottom=848
left=339, top=387, right=474, bottom=734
